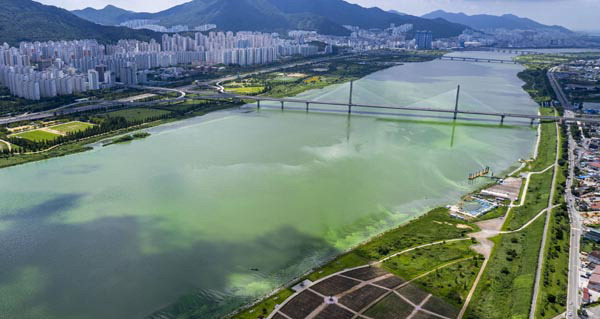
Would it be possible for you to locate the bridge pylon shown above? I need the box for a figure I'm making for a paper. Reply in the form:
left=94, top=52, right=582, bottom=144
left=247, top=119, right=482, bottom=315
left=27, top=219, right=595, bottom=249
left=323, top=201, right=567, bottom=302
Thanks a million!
left=453, top=85, right=460, bottom=120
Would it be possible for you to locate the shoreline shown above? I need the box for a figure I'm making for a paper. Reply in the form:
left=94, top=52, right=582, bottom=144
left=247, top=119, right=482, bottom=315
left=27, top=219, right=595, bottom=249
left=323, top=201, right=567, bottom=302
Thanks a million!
left=224, top=115, right=541, bottom=319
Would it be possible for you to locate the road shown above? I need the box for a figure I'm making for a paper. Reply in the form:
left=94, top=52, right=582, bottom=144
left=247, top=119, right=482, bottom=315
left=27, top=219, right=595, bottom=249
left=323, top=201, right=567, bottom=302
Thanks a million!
left=0, top=54, right=354, bottom=125
left=566, top=124, right=583, bottom=318
left=548, top=66, right=573, bottom=110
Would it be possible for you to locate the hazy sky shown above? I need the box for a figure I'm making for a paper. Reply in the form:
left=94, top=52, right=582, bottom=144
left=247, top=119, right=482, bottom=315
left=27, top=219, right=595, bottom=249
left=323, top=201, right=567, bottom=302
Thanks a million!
left=37, top=0, right=600, bottom=31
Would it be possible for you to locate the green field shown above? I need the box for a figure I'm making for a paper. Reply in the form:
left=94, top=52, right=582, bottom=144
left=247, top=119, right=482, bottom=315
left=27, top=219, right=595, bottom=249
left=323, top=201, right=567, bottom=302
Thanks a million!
left=357, top=208, right=478, bottom=260
left=537, top=127, right=569, bottom=318
left=504, top=170, right=553, bottom=231
left=272, top=76, right=300, bottom=83
left=383, top=240, right=475, bottom=280
left=50, top=121, right=94, bottom=134
left=13, top=129, right=61, bottom=142
left=232, top=288, right=294, bottom=319
left=104, top=108, right=172, bottom=122
left=466, top=217, right=546, bottom=319
left=529, top=110, right=558, bottom=172
left=415, top=258, right=482, bottom=309
left=536, top=207, right=570, bottom=318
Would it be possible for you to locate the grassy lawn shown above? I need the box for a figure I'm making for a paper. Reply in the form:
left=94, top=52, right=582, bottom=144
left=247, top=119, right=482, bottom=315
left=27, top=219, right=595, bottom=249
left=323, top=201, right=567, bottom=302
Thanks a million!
left=50, top=121, right=94, bottom=134
left=536, top=207, right=570, bottom=318
left=415, top=258, right=482, bottom=309
left=232, top=288, right=294, bottom=319
left=474, top=205, right=508, bottom=222
left=581, top=238, right=599, bottom=254
left=382, top=240, right=476, bottom=280
left=537, top=127, right=569, bottom=318
left=13, top=129, right=61, bottom=142
left=529, top=109, right=557, bottom=172
left=466, top=217, right=545, bottom=319
left=504, top=170, right=553, bottom=231
left=356, top=208, right=478, bottom=260
left=104, top=108, right=172, bottom=122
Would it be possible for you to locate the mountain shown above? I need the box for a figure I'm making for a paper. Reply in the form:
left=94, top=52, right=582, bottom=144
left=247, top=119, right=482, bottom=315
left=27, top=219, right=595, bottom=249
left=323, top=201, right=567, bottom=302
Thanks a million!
left=0, top=0, right=161, bottom=45
left=71, top=0, right=469, bottom=38
left=71, top=5, right=142, bottom=26
left=388, top=10, right=406, bottom=16
left=421, top=10, right=571, bottom=32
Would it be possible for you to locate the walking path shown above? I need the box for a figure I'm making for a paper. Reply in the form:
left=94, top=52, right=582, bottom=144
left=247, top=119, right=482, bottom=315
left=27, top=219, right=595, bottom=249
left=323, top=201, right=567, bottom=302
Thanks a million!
left=0, top=139, right=11, bottom=152
left=529, top=116, right=560, bottom=319
left=459, top=114, right=560, bottom=319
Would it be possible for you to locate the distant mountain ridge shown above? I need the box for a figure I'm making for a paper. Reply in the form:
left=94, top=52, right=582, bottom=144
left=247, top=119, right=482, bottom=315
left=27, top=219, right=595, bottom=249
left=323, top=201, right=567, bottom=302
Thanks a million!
left=71, top=5, right=142, bottom=26
left=72, top=0, right=470, bottom=38
left=0, top=0, right=160, bottom=45
left=421, top=10, right=570, bottom=32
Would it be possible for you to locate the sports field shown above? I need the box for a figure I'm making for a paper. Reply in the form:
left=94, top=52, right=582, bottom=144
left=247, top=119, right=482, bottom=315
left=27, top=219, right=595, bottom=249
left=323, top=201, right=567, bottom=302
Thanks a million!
left=13, top=130, right=61, bottom=142
left=50, top=121, right=94, bottom=133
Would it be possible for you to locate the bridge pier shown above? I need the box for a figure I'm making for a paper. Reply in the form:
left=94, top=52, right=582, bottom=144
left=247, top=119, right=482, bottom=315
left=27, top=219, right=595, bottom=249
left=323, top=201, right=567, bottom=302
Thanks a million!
left=281, top=101, right=284, bottom=110
left=500, top=115, right=505, bottom=125
left=306, top=102, right=309, bottom=111
left=257, top=100, right=261, bottom=109
left=530, top=118, right=535, bottom=125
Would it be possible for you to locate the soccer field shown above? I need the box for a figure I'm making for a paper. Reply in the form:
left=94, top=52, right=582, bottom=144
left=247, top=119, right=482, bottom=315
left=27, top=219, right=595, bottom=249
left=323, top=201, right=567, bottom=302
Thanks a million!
left=14, top=130, right=61, bottom=142
left=50, top=121, right=94, bottom=133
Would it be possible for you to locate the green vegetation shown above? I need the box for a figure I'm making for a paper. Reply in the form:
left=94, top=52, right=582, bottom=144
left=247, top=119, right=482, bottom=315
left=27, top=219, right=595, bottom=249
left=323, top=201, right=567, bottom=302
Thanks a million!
left=415, top=258, right=482, bottom=309
left=50, top=121, right=94, bottom=133
left=356, top=208, right=477, bottom=260
left=466, top=217, right=546, bottom=319
left=383, top=240, right=475, bottom=280
left=306, top=252, right=369, bottom=282
left=231, top=289, right=294, bottom=319
left=0, top=87, right=145, bottom=117
left=103, top=132, right=151, bottom=146
left=12, top=129, right=61, bottom=142
left=504, top=170, right=553, bottom=231
left=529, top=109, right=558, bottom=172
left=581, top=238, right=599, bottom=254
left=536, top=124, right=569, bottom=318
left=102, top=108, right=173, bottom=122
left=0, top=0, right=159, bottom=46
left=474, top=205, right=508, bottom=222
left=231, top=52, right=444, bottom=101
left=536, top=206, right=569, bottom=318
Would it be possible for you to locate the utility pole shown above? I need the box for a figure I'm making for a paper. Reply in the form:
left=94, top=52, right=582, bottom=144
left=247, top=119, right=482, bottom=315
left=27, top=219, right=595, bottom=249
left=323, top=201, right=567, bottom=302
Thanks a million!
left=454, top=85, right=460, bottom=120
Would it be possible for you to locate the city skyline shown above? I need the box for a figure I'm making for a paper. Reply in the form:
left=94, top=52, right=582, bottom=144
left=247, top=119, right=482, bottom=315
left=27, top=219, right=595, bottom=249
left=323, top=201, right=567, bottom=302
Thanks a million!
left=36, top=0, right=600, bottom=32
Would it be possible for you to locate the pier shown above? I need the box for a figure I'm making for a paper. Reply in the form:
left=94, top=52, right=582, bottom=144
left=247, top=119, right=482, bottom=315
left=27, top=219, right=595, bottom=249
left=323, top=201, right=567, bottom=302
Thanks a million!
left=469, top=167, right=491, bottom=180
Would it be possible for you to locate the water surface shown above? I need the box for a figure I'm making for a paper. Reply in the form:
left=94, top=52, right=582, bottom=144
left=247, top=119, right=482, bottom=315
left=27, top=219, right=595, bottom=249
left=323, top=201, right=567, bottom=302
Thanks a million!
left=0, top=55, right=538, bottom=318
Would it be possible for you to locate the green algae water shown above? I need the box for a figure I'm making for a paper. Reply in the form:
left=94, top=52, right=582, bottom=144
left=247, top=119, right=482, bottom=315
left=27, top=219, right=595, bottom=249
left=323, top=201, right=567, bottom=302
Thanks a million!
left=0, top=53, right=538, bottom=319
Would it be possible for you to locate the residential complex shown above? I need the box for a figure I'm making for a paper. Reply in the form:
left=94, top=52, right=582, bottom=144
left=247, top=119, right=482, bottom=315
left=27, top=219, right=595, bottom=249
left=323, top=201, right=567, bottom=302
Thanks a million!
left=0, top=32, right=320, bottom=100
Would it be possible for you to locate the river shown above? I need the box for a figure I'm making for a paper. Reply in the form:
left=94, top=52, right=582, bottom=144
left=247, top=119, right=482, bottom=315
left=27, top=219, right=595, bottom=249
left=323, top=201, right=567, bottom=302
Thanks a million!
left=0, top=52, right=539, bottom=319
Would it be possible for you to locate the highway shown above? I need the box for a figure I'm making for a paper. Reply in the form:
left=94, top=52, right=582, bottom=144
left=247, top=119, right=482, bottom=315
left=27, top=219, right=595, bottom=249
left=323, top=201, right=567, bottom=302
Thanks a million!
left=548, top=66, right=573, bottom=110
